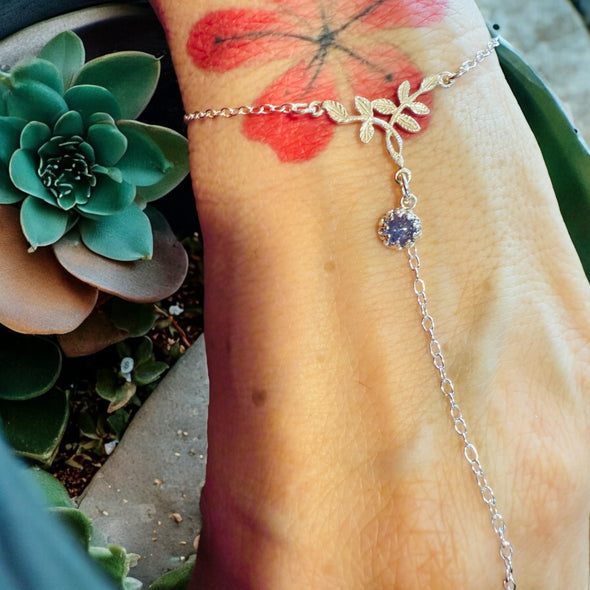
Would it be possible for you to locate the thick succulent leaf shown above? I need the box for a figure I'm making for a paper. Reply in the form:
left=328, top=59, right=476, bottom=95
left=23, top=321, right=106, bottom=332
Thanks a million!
left=134, top=360, right=168, bottom=386
left=0, top=206, right=98, bottom=334
left=89, top=545, right=132, bottom=583
left=0, top=387, right=69, bottom=465
left=117, top=121, right=171, bottom=187
left=27, top=467, right=73, bottom=508
left=64, top=85, right=121, bottom=122
left=78, top=205, right=152, bottom=260
left=5, top=81, right=67, bottom=125
left=53, top=208, right=188, bottom=301
left=106, top=299, right=156, bottom=337
left=0, top=328, right=61, bottom=400
left=9, top=149, right=55, bottom=204
left=39, top=31, right=85, bottom=90
left=57, top=308, right=129, bottom=358
left=20, top=196, right=70, bottom=247
left=87, top=121, right=128, bottom=166
left=78, top=177, right=135, bottom=216
left=496, top=36, right=590, bottom=279
left=20, top=121, right=51, bottom=150
left=10, top=58, right=64, bottom=95
left=51, top=507, right=93, bottom=551
left=0, top=165, right=25, bottom=204
left=134, top=124, right=189, bottom=202
left=150, top=556, right=195, bottom=590
left=74, top=52, right=160, bottom=120
left=0, top=117, right=26, bottom=163
left=54, top=110, right=84, bottom=137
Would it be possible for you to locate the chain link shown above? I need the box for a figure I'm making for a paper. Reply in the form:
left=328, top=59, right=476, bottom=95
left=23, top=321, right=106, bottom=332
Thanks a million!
left=407, top=244, right=516, bottom=589
left=184, top=100, right=324, bottom=123
left=439, top=37, right=499, bottom=87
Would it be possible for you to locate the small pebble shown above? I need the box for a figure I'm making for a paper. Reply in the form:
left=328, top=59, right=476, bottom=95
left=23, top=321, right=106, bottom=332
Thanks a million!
left=154, top=478, right=164, bottom=486
left=170, top=512, right=183, bottom=523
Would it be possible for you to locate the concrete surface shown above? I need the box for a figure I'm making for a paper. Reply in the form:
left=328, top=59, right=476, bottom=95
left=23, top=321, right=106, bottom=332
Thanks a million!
left=78, top=336, right=208, bottom=585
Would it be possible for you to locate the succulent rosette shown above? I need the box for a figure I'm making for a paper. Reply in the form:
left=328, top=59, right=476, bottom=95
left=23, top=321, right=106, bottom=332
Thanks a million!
left=0, top=31, right=189, bottom=336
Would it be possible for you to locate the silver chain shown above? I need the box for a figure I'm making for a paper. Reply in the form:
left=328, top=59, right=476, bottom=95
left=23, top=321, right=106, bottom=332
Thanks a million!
left=408, top=244, right=516, bottom=589
left=185, top=37, right=515, bottom=588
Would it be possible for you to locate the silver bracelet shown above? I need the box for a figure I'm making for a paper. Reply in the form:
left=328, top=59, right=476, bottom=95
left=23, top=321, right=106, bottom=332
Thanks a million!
left=186, top=37, right=517, bottom=590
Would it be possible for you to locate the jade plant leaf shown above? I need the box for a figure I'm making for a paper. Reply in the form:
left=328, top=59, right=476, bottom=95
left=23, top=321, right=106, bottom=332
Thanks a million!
left=116, top=121, right=171, bottom=187
left=496, top=36, right=590, bottom=279
left=78, top=205, right=153, bottom=260
left=54, top=208, right=188, bottom=301
left=0, top=328, right=61, bottom=400
left=134, top=361, right=168, bottom=386
left=106, top=299, right=156, bottom=337
left=95, top=370, right=137, bottom=414
left=39, top=31, right=86, bottom=90
left=89, top=545, right=139, bottom=584
left=57, top=308, right=130, bottom=358
left=134, top=124, right=189, bottom=203
left=51, top=507, right=94, bottom=551
left=74, top=52, right=160, bottom=120
left=27, top=466, right=73, bottom=508
left=0, top=206, right=98, bottom=335
left=0, top=387, right=69, bottom=464
left=149, top=556, right=195, bottom=590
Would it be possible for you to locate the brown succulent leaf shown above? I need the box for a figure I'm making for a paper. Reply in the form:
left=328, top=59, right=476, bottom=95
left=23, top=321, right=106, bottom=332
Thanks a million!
left=57, top=308, right=129, bottom=358
left=53, top=208, right=188, bottom=302
left=0, top=206, right=98, bottom=334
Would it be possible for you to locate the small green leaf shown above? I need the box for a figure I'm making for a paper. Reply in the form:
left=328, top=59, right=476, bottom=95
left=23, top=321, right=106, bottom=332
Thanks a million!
left=75, top=51, right=160, bottom=120
left=95, top=367, right=118, bottom=401
left=107, top=299, right=156, bottom=337
left=20, top=121, right=51, bottom=150
left=0, top=387, right=69, bottom=465
left=135, top=335, right=153, bottom=363
left=10, top=58, right=64, bottom=94
left=64, top=85, right=121, bottom=122
left=27, top=467, right=73, bottom=508
left=39, top=31, right=85, bottom=89
left=51, top=507, right=93, bottom=550
left=134, top=361, right=168, bottom=386
left=106, top=409, right=130, bottom=439
left=106, top=381, right=137, bottom=413
left=87, top=121, right=128, bottom=166
left=149, top=557, right=195, bottom=590
left=20, top=196, right=70, bottom=248
left=0, top=116, right=26, bottom=163
left=54, top=110, right=84, bottom=136
left=6, top=81, right=68, bottom=125
left=89, top=545, right=130, bottom=583
left=0, top=328, right=61, bottom=400
left=117, top=121, right=171, bottom=187
left=79, top=205, right=153, bottom=260
left=133, top=124, right=189, bottom=202
left=78, top=177, right=135, bottom=216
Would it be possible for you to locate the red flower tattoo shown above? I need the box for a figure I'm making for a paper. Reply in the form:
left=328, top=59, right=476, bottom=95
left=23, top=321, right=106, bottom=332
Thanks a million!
left=187, top=0, right=448, bottom=162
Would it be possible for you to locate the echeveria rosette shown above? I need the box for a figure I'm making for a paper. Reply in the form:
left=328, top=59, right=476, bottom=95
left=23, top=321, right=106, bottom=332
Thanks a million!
left=0, top=31, right=189, bottom=336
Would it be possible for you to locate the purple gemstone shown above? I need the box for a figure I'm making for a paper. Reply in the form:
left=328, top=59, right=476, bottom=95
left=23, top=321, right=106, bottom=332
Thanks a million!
left=378, top=209, right=422, bottom=249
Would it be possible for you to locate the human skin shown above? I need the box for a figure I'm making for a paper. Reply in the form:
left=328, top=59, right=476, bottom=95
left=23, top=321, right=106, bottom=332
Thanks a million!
left=152, top=0, right=590, bottom=588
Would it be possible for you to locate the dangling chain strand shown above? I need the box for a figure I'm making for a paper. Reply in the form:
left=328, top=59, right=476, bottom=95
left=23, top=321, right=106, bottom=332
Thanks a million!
left=408, top=244, right=516, bottom=589
left=186, top=37, right=516, bottom=588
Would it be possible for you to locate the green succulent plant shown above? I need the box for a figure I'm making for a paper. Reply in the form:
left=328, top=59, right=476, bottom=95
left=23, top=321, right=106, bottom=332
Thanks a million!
left=0, top=30, right=189, bottom=335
